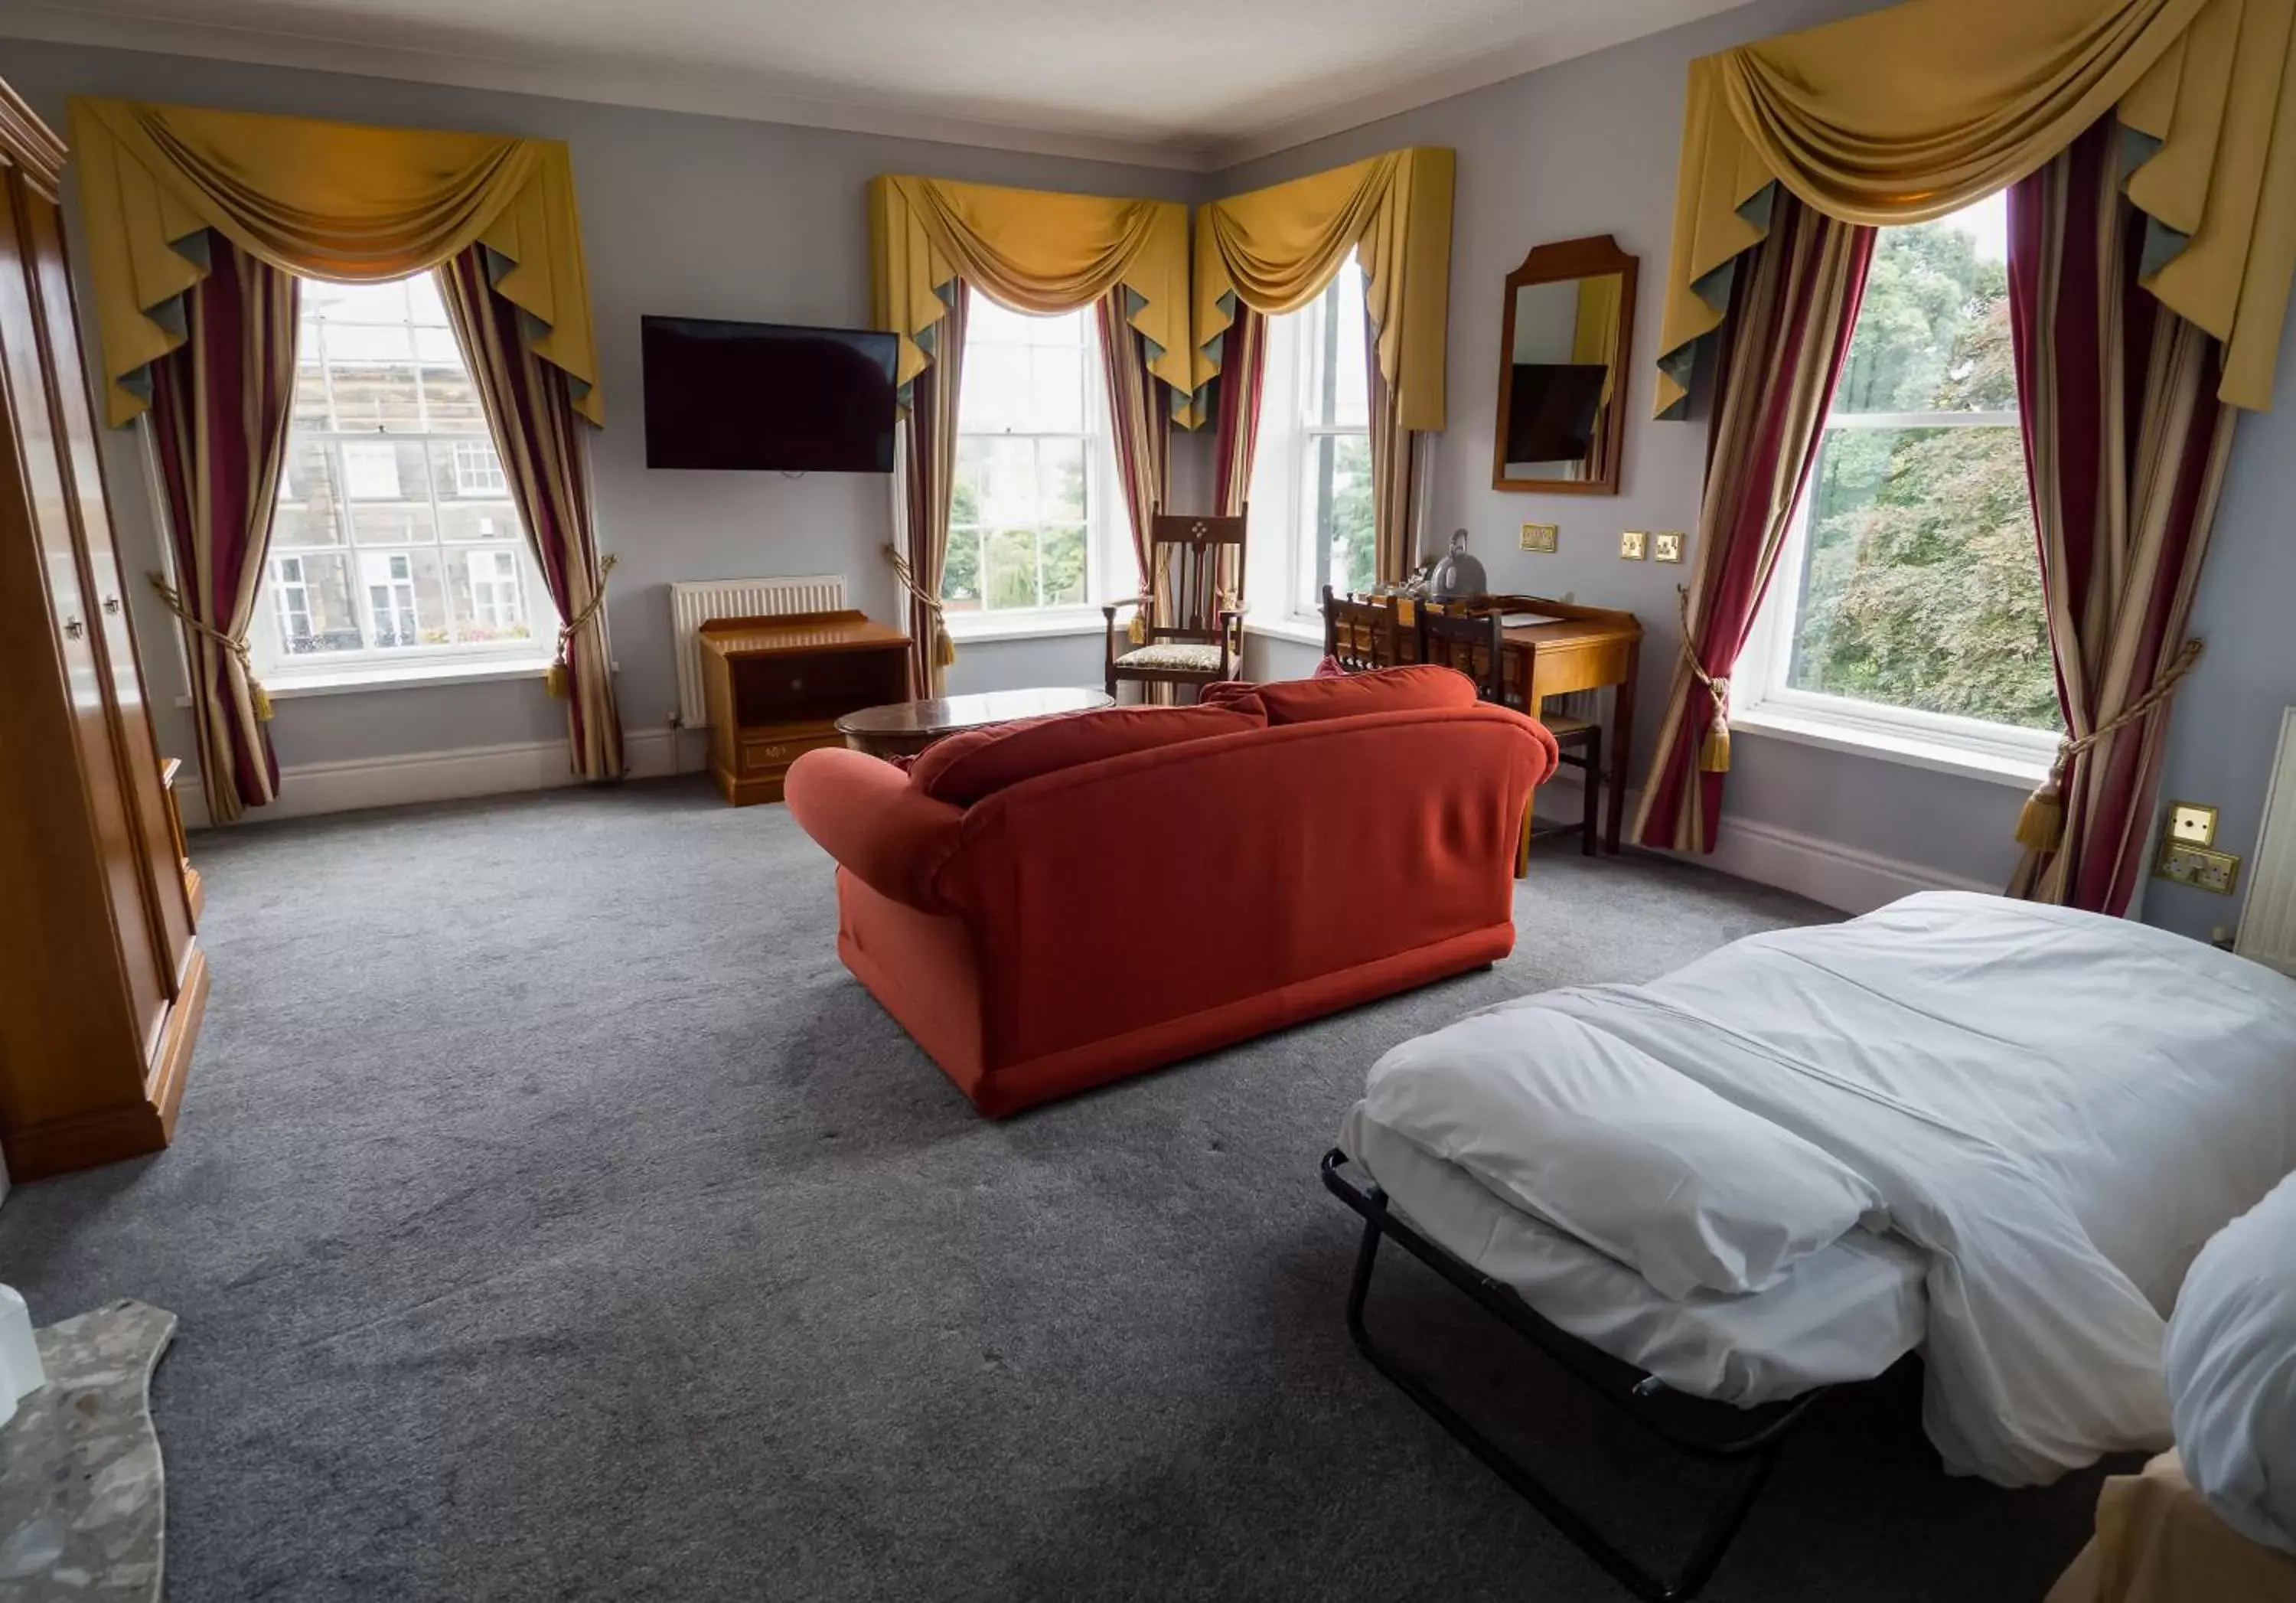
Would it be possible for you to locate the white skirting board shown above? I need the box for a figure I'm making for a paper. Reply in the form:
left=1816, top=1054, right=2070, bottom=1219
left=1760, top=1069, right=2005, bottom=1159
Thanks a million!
left=1531, top=767, right=1995, bottom=914
left=178, top=726, right=678, bottom=831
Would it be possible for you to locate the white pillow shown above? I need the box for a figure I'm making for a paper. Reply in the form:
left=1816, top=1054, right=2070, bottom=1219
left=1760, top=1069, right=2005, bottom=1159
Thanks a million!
left=2166, top=1167, right=2296, bottom=1555
left=1360, top=1004, right=1887, bottom=1299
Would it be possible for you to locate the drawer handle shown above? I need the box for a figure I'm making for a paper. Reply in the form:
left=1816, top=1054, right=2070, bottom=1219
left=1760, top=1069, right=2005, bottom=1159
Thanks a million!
left=758, top=744, right=788, bottom=760
left=103, top=596, right=122, bottom=615
left=63, top=615, right=84, bottom=639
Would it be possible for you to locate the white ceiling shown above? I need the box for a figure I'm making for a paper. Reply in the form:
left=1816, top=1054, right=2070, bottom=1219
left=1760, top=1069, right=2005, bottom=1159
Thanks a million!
left=0, top=0, right=1754, bottom=169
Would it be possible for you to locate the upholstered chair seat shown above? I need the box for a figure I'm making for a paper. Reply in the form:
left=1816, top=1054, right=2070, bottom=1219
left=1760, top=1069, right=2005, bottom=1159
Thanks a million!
left=1115, top=641, right=1225, bottom=673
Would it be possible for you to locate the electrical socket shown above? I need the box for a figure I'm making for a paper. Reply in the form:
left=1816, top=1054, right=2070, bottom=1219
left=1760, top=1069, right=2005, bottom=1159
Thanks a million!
left=2157, top=840, right=2241, bottom=895
left=1619, top=530, right=1649, bottom=560
left=1653, top=531, right=1686, bottom=564
left=1520, top=522, right=1559, bottom=553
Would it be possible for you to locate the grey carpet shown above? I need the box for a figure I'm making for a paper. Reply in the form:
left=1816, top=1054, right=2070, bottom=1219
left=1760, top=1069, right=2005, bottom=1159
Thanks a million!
left=0, top=779, right=2115, bottom=1601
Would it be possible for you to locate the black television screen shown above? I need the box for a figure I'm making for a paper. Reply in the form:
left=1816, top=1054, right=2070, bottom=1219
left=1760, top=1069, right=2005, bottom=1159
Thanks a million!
left=1505, top=362, right=1609, bottom=465
left=642, top=316, right=898, bottom=472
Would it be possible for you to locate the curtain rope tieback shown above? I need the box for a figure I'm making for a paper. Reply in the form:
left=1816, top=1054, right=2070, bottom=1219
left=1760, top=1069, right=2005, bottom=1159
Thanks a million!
left=883, top=544, right=956, bottom=668
left=148, top=573, right=273, bottom=721
left=548, top=552, right=618, bottom=701
left=1674, top=585, right=1731, bottom=774
left=2015, top=638, right=2206, bottom=855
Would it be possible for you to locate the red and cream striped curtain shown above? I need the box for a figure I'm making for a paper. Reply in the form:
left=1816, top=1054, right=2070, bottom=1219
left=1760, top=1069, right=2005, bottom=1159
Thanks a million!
left=1364, top=309, right=1430, bottom=586
left=2005, top=118, right=2238, bottom=915
left=439, top=244, right=626, bottom=780
left=146, top=230, right=298, bottom=825
left=890, top=281, right=970, bottom=697
left=1634, top=191, right=1875, bottom=853
left=1094, top=286, right=1171, bottom=600
left=1211, top=303, right=1267, bottom=519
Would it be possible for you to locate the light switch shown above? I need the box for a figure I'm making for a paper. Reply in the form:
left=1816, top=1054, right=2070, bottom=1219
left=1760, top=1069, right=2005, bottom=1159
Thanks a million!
left=2167, top=802, right=2218, bottom=847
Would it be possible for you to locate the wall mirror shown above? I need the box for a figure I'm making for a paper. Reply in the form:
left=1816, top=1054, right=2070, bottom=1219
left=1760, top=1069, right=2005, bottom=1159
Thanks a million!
left=1492, top=234, right=1637, bottom=495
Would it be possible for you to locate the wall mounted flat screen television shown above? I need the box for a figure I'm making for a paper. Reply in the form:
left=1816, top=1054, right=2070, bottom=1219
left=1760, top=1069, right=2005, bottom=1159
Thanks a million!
left=642, top=316, right=898, bottom=472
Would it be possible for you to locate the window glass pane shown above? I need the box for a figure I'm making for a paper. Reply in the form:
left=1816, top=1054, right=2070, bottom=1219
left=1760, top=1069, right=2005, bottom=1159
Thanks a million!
left=269, top=550, right=361, bottom=655
left=942, top=528, right=982, bottom=612
left=321, top=322, right=416, bottom=364
left=1832, top=194, right=2014, bottom=415
left=272, top=439, right=345, bottom=548
left=404, top=273, right=450, bottom=327
left=1316, top=432, right=1375, bottom=597
left=959, top=343, right=1029, bottom=434
left=1029, top=345, right=1085, bottom=433
left=327, top=364, right=424, bottom=432
left=341, top=439, right=437, bottom=544
left=1039, top=524, right=1088, bottom=607
left=446, top=547, right=536, bottom=643
left=1035, top=437, right=1085, bottom=524
left=421, top=365, right=484, bottom=433
left=414, top=326, right=463, bottom=366
left=357, top=548, right=448, bottom=648
left=307, top=279, right=410, bottom=324
left=1786, top=423, right=2056, bottom=728
left=982, top=525, right=1042, bottom=611
left=293, top=364, right=331, bottom=429
left=1329, top=263, right=1368, bottom=427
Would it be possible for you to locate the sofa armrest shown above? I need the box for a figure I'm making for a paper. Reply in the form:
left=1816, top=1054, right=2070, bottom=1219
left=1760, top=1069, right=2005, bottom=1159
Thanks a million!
left=784, top=746, right=965, bottom=915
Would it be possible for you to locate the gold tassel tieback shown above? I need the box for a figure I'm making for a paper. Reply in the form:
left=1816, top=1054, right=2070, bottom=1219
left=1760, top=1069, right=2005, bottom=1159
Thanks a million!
left=550, top=553, right=618, bottom=701
left=1674, top=585, right=1732, bottom=773
left=147, top=573, right=273, bottom=721
left=884, top=544, right=957, bottom=668
left=2016, top=638, right=2206, bottom=856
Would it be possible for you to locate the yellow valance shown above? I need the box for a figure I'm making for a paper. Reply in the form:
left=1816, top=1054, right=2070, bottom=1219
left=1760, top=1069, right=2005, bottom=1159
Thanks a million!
left=1656, top=0, right=2296, bottom=416
left=869, top=175, right=1191, bottom=413
left=1192, top=148, right=1455, bottom=432
left=70, top=98, right=602, bottom=427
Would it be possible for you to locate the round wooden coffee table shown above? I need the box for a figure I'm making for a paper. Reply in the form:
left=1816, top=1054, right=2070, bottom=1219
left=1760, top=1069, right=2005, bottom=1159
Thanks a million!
left=834, top=686, right=1115, bottom=761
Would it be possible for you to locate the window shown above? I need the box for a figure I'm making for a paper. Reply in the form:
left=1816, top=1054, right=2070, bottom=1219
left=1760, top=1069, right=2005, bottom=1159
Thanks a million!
left=1247, top=253, right=1373, bottom=623
left=252, top=273, right=556, bottom=677
left=1737, top=193, right=2060, bottom=774
left=940, top=301, right=1122, bottom=622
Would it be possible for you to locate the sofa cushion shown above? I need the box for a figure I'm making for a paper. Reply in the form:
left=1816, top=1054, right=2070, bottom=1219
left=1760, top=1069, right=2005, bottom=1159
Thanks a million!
left=1254, top=664, right=1479, bottom=725
left=910, top=703, right=1266, bottom=806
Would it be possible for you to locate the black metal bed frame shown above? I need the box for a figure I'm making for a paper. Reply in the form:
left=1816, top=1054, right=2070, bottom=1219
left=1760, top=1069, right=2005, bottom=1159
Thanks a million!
left=1320, top=1148, right=1828, bottom=1602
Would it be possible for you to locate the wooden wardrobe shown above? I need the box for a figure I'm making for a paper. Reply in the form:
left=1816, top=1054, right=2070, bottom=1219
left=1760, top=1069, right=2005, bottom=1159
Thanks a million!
left=0, top=83, right=207, bottom=1180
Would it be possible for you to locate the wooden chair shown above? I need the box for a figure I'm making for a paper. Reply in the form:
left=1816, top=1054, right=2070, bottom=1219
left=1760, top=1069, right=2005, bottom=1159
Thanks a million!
left=1418, top=606, right=1603, bottom=859
left=1104, top=512, right=1248, bottom=702
left=1322, top=586, right=1401, bottom=672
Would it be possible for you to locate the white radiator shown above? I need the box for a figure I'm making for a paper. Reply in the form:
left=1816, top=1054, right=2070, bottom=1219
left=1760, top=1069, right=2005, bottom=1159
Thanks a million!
left=2237, top=707, right=2296, bottom=974
left=669, top=575, right=846, bottom=728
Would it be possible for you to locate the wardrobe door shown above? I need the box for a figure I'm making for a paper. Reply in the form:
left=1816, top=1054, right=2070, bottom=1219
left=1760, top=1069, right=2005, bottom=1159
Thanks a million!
left=20, top=178, right=195, bottom=997
left=0, top=159, right=165, bottom=1056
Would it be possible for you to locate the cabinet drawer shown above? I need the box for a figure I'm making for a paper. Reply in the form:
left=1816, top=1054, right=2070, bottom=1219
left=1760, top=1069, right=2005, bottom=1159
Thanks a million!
left=739, top=731, right=842, bottom=775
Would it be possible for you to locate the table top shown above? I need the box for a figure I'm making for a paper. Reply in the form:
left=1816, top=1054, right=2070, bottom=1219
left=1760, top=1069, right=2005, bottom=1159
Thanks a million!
left=699, top=610, right=908, bottom=658
left=833, top=686, right=1114, bottom=736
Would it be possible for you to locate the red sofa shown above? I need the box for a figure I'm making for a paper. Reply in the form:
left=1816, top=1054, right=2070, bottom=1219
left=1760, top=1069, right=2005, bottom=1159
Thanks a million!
left=784, top=667, right=1558, bottom=1115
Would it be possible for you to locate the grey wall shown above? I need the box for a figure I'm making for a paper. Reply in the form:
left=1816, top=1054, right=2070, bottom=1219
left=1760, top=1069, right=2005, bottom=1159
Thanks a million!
left=0, top=39, right=1200, bottom=774
left=1212, top=0, right=2296, bottom=927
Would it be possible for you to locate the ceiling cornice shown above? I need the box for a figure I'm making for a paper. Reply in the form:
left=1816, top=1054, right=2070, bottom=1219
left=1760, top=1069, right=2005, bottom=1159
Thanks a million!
left=0, top=0, right=1756, bottom=179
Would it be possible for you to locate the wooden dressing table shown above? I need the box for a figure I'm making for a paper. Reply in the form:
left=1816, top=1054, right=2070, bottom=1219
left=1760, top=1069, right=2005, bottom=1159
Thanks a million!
left=1482, top=595, right=1642, bottom=857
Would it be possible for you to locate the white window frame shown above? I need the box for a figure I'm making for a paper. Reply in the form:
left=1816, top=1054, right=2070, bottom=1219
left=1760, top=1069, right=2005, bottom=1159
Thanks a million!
left=249, top=271, right=558, bottom=687
left=1246, top=261, right=1370, bottom=635
left=940, top=304, right=1130, bottom=642
left=1734, top=406, right=2058, bottom=786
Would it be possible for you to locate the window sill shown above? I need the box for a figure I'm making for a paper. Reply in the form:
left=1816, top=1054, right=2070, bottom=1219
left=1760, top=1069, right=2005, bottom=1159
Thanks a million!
left=1242, top=615, right=1326, bottom=648
left=944, top=609, right=1112, bottom=645
left=1730, top=703, right=2053, bottom=789
left=179, top=656, right=560, bottom=706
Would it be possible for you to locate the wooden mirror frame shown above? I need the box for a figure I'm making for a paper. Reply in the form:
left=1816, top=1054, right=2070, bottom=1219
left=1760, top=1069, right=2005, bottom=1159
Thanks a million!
left=1492, top=233, right=1638, bottom=497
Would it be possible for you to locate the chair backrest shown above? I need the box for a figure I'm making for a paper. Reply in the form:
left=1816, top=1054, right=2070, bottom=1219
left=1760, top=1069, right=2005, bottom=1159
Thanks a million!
left=1417, top=607, right=1507, bottom=704
left=1146, top=512, right=1248, bottom=642
left=1322, top=586, right=1400, bottom=672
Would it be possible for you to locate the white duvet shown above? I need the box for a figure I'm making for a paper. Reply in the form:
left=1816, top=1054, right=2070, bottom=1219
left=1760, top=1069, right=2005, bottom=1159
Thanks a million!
left=1355, top=892, right=2296, bottom=1486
